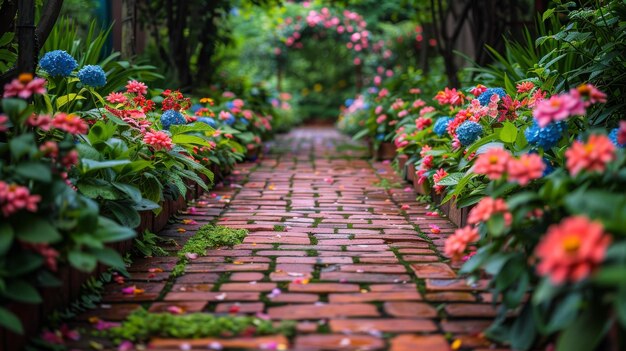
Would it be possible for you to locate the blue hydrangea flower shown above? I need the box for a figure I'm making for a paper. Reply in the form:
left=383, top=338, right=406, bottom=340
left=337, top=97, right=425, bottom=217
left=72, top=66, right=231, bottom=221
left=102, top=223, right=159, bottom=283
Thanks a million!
left=609, top=128, right=625, bottom=148
left=189, top=103, right=203, bottom=114
left=456, top=121, right=483, bottom=146
left=39, top=50, right=78, bottom=77
left=161, top=110, right=186, bottom=129
left=223, top=113, right=236, bottom=125
left=77, top=65, right=107, bottom=87
left=433, top=117, right=453, bottom=136
left=375, top=133, right=385, bottom=141
left=226, top=101, right=235, bottom=110
left=239, top=118, right=249, bottom=126
left=477, top=87, right=507, bottom=106
left=197, top=117, right=217, bottom=128
left=525, top=120, right=566, bottom=149
left=543, top=158, right=555, bottom=176
left=345, top=98, right=354, bottom=107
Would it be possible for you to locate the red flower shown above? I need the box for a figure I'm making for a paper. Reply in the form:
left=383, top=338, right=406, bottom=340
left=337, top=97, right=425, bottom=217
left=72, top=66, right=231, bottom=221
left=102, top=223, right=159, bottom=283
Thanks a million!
left=565, top=134, right=616, bottom=176
left=434, top=87, right=464, bottom=106
left=125, top=80, right=148, bottom=95
left=470, top=84, right=487, bottom=97
left=415, top=117, right=432, bottom=130
left=535, top=216, right=611, bottom=284
left=516, top=81, right=535, bottom=93
left=106, top=92, right=127, bottom=104
left=0, top=182, right=41, bottom=217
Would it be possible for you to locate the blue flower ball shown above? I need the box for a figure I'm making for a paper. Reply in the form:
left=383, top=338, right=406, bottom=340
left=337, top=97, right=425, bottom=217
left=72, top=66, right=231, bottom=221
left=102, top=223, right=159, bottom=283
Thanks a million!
left=543, top=158, right=555, bottom=176
left=77, top=65, right=107, bottom=87
left=226, top=101, right=235, bottom=110
left=525, top=120, right=565, bottom=149
left=197, top=117, right=217, bottom=128
left=609, top=128, right=625, bottom=148
left=345, top=98, right=354, bottom=107
left=477, top=87, right=507, bottom=106
left=39, top=50, right=78, bottom=77
left=224, top=113, right=236, bottom=125
left=161, top=110, right=186, bottom=129
left=456, top=121, right=483, bottom=146
left=239, top=118, right=249, bottom=126
left=433, top=117, right=453, bottom=136
left=375, top=133, right=385, bottom=141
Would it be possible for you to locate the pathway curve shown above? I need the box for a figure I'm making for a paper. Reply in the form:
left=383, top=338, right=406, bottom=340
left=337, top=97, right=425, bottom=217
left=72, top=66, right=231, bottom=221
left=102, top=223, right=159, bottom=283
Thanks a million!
left=68, top=127, right=504, bottom=351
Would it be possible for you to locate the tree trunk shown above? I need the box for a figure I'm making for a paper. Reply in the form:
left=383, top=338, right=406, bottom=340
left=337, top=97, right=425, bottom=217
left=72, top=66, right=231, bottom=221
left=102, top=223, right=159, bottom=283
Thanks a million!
left=17, top=0, right=36, bottom=75
left=121, top=0, right=136, bottom=59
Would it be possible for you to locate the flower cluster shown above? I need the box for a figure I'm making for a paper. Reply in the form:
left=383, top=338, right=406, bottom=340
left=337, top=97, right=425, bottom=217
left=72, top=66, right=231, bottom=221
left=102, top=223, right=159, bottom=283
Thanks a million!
left=77, top=65, right=107, bottom=87
left=143, top=130, right=173, bottom=151
left=39, top=50, right=78, bottom=77
left=0, top=182, right=41, bottom=217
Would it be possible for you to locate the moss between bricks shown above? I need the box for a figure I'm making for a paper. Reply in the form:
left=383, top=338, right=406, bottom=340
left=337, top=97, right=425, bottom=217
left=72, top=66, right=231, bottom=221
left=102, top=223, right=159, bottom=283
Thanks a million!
left=171, top=225, right=248, bottom=277
left=99, top=308, right=296, bottom=344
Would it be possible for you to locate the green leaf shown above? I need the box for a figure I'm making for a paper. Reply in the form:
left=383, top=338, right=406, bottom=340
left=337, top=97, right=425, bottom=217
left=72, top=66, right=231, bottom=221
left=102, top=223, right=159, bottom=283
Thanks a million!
left=9, top=133, right=36, bottom=159
left=436, top=172, right=464, bottom=186
left=56, top=93, right=86, bottom=109
left=0, top=222, right=14, bottom=256
left=14, top=217, right=61, bottom=243
left=546, top=293, right=582, bottom=333
left=77, top=182, right=122, bottom=200
left=111, top=182, right=142, bottom=203
left=2, top=98, right=27, bottom=118
left=499, top=122, right=518, bottom=143
left=487, top=213, right=506, bottom=237
left=107, top=200, right=141, bottom=228
left=556, top=306, right=608, bottom=351
left=0, top=307, right=23, bottom=334
left=171, top=134, right=211, bottom=146
left=14, top=162, right=52, bottom=183
left=542, top=8, right=555, bottom=22
left=616, top=286, right=626, bottom=327
left=510, top=305, right=536, bottom=350
left=2, top=280, right=42, bottom=303
left=68, top=251, right=98, bottom=272
left=94, top=217, right=135, bottom=242
left=93, top=247, right=126, bottom=269
left=81, top=159, right=131, bottom=172
left=6, top=252, right=43, bottom=276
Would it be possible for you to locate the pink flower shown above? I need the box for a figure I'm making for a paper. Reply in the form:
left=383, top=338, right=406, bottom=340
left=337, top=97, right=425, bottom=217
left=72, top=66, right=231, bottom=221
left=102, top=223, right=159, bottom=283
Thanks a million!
left=0, top=182, right=41, bottom=217
left=125, top=80, right=148, bottom=95
left=416, top=169, right=428, bottom=184
left=432, top=168, right=448, bottom=194
left=409, top=88, right=421, bottom=94
left=376, top=114, right=387, bottom=124
left=118, top=341, right=135, bottom=351
left=473, top=147, right=512, bottom=180
left=106, top=92, right=127, bottom=104
left=412, top=99, right=425, bottom=109
left=398, top=110, right=408, bottom=118
left=535, top=216, right=611, bottom=284
left=421, top=155, right=434, bottom=170
left=577, top=84, right=606, bottom=105
left=516, top=81, right=535, bottom=93
left=565, top=134, right=615, bottom=176
left=94, top=320, right=120, bottom=331
left=23, top=242, right=59, bottom=271
left=444, top=226, right=479, bottom=261
left=507, top=153, right=545, bottom=186
left=420, top=145, right=431, bottom=158
left=51, top=113, right=88, bottom=135
left=0, top=114, right=9, bottom=132
left=222, top=91, right=235, bottom=98
left=468, top=197, right=512, bottom=226
left=39, top=141, right=59, bottom=158
left=415, top=117, right=431, bottom=130
left=61, top=149, right=79, bottom=167
left=28, top=114, right=52, bottom=131
left=533, top=91, right=586, bottom=127
left=470, top=84, right=487, bottom=97
left=375, top=105, right=383, bottom=114
left=3, top=74, right=46, bottom=99
left=143, top=130, right=173, bottom=151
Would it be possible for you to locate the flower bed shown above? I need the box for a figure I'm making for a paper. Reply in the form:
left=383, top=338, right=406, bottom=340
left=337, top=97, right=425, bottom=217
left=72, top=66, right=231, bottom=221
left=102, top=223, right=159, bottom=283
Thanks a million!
left=0, top=43, right=294, bottom=346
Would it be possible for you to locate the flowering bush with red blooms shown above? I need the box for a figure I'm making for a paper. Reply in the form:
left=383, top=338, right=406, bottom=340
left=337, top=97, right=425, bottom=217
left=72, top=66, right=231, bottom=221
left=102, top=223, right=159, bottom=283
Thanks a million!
left=0, top=78, right=134, bottom=334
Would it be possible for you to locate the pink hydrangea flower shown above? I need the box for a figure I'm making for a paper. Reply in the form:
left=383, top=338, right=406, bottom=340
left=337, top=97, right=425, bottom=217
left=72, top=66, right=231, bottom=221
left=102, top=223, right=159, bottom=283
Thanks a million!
left=125, top=80, right=148, bottom=95
left=507, top=153, right=545, bottom=186
left=0, top=182, right=41, bottom=217
left=444, top=226, right=479, bottom=261
left=143, top=130, right=173, bottom=151
left=473, top=147, right=512, bottom=180
left=51, top=113, right=88, bottom=135
left=468, top=197, right=512, bottom=226
left=565, top=134, right=615, bottom=175
left=535, top=216, right=611, bottom=284
left=3, top=74, right=46, bottom=99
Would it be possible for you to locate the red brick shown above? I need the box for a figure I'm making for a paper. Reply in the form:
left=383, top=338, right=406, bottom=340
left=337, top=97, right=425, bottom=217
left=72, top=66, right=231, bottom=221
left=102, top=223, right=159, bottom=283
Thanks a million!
left=330, top=318, right=437, bottom=333
left=384, top=302, right=438, bottom=318
left=294, top=334, right=385, bottom=350
left=288, top=283, right=360, bottom=293
left=410, top=263, right=457, bottom=278
left=328, top=291, right=422, bottom=303
left=390, top=335, right=450, bottom=351
left=268, top=303, right=379, bottom=319
left=219, top=282, right=276, bottom=292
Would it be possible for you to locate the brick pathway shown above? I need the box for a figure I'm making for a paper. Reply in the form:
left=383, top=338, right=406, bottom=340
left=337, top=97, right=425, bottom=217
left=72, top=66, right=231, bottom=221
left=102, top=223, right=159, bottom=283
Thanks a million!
left=67, top=127, right=506, bottom=350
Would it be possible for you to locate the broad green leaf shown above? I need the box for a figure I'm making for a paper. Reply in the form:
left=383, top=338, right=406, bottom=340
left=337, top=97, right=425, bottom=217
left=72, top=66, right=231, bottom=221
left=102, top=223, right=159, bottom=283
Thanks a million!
left=0, top=306, right=23, bottom=334
left=0, top=222, right=14, bottom=256
left=93, top=247, right=126, bottom=269
left=94, top=217, right=136, bottom=242
left=56, top=93, right=86, bottom=109
left=81, top=158, right=131, bottom=172
left=171, top=134, right=211, bottom=146
left=510, top=305, right=536, bottom=350
left=107, top=200, right=141, bottom=228
left=2, top=280, right=42, bottom=303
left=499, top=122, right=518, bottom=143
left=14, top=217, right=61, bottom=243
left=68, top=251, right=98, bottom=272
left=14, top=162, right=52, bottom=182
left=555, top=306, right=608, bottom=351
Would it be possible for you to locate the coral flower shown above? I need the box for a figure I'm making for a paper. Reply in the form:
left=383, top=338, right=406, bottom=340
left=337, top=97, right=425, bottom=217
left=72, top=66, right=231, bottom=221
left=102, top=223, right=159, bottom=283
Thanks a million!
left=415, top=117, right=431, bottom=130
left=533, top=91, right=586, bottom=127
left=507, top=153, right=545, bottom=186
left=126, top=80, right=148, bottom=95
left=576, top=84, right=607, bottom=105
left=0, top=182, right=41, bottom=217
left=143, top=130, right=173, bottom=151
left=444, top=226, right=479, bottom=261
left=432, top=168, right=448, bottom=194
left=106, top=92, right=127, bottom=104
left=434, top=87, right=464, bottom=106
left=516, top=81, right=535, bottom=93
left=468, top=197, right=512, bottom=226
left=473, top=147, right=511, bottom=180
left=565, top=134, right=616, bottom=176
left=51, top=113, right=89, bottom=135
left=470, top=84, right=487, bottom=97
left=535, top=216, right=611, bottom=284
